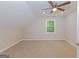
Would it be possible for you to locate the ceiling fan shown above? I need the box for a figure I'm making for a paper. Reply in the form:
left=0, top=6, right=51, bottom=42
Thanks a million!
left=42, top=1, right=71, bottom=13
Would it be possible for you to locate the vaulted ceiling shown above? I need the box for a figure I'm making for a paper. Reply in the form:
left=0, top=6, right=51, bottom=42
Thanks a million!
left=26, top=1, right=77, bottom=17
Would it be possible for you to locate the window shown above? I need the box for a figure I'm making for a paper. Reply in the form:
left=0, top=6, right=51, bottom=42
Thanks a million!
left=47, top=21, right=54, bottom=32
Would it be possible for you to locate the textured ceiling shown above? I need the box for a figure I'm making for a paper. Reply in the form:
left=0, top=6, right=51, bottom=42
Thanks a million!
left=26, top=1, right=77, bottom=17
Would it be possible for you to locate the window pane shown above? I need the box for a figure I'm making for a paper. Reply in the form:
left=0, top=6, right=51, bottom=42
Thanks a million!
left=47, top=27, right=54, bottom=32
left=47, top=21, right=54, bottom=27
left=47, top=21, right=54, bottom=32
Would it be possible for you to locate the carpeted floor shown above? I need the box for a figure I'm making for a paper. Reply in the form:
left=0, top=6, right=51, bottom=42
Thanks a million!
left=0, top=40, right=76, bottom=58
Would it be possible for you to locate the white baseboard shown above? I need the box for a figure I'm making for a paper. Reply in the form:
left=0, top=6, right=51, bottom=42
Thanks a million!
left=23, top=39, right=65, bottom=40
left=65, top=39, right=76, bottom=48
left=0, top=39, right=22, bottom=53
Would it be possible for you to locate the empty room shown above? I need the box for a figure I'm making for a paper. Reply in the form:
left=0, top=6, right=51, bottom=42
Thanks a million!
left=0, top=1, right=78, bottom=58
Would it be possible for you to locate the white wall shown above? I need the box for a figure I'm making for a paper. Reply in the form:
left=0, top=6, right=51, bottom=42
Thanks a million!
left=65, top=11, right=77, bottom=45
left=77, top=1, right=79, bottom=57
left=0, top=1, right=43, bottom=51
left=0, top=1, right=31, bottom=51
left=77, top=2, right=79, bottom=43
left=23, top=16, right=65, bottom=40
left=0, top=1, right=24, bottom=51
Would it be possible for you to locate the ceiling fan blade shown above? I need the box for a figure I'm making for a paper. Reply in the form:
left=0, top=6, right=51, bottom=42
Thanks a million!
left=57, top=1, right=71, bottom=7
left=48, top=1, right=54, bottom=7
left=41, top=8, right=52, bottom=10
left=57, top=8, right=65, bottom=11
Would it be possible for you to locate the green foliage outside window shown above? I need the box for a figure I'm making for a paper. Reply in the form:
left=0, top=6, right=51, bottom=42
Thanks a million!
left=47, top=21, right=54, bottom=32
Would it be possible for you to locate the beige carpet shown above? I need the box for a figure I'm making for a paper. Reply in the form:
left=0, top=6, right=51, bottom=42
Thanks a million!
left=0, top=40, right=76, bottom=58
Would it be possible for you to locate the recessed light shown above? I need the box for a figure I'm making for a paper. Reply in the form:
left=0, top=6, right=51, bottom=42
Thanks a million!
left=42, top=12, right=46, bottom=14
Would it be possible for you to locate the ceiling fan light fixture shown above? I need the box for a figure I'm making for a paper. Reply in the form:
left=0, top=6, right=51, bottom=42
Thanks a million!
left=52, top=8, right=57, bottom=12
